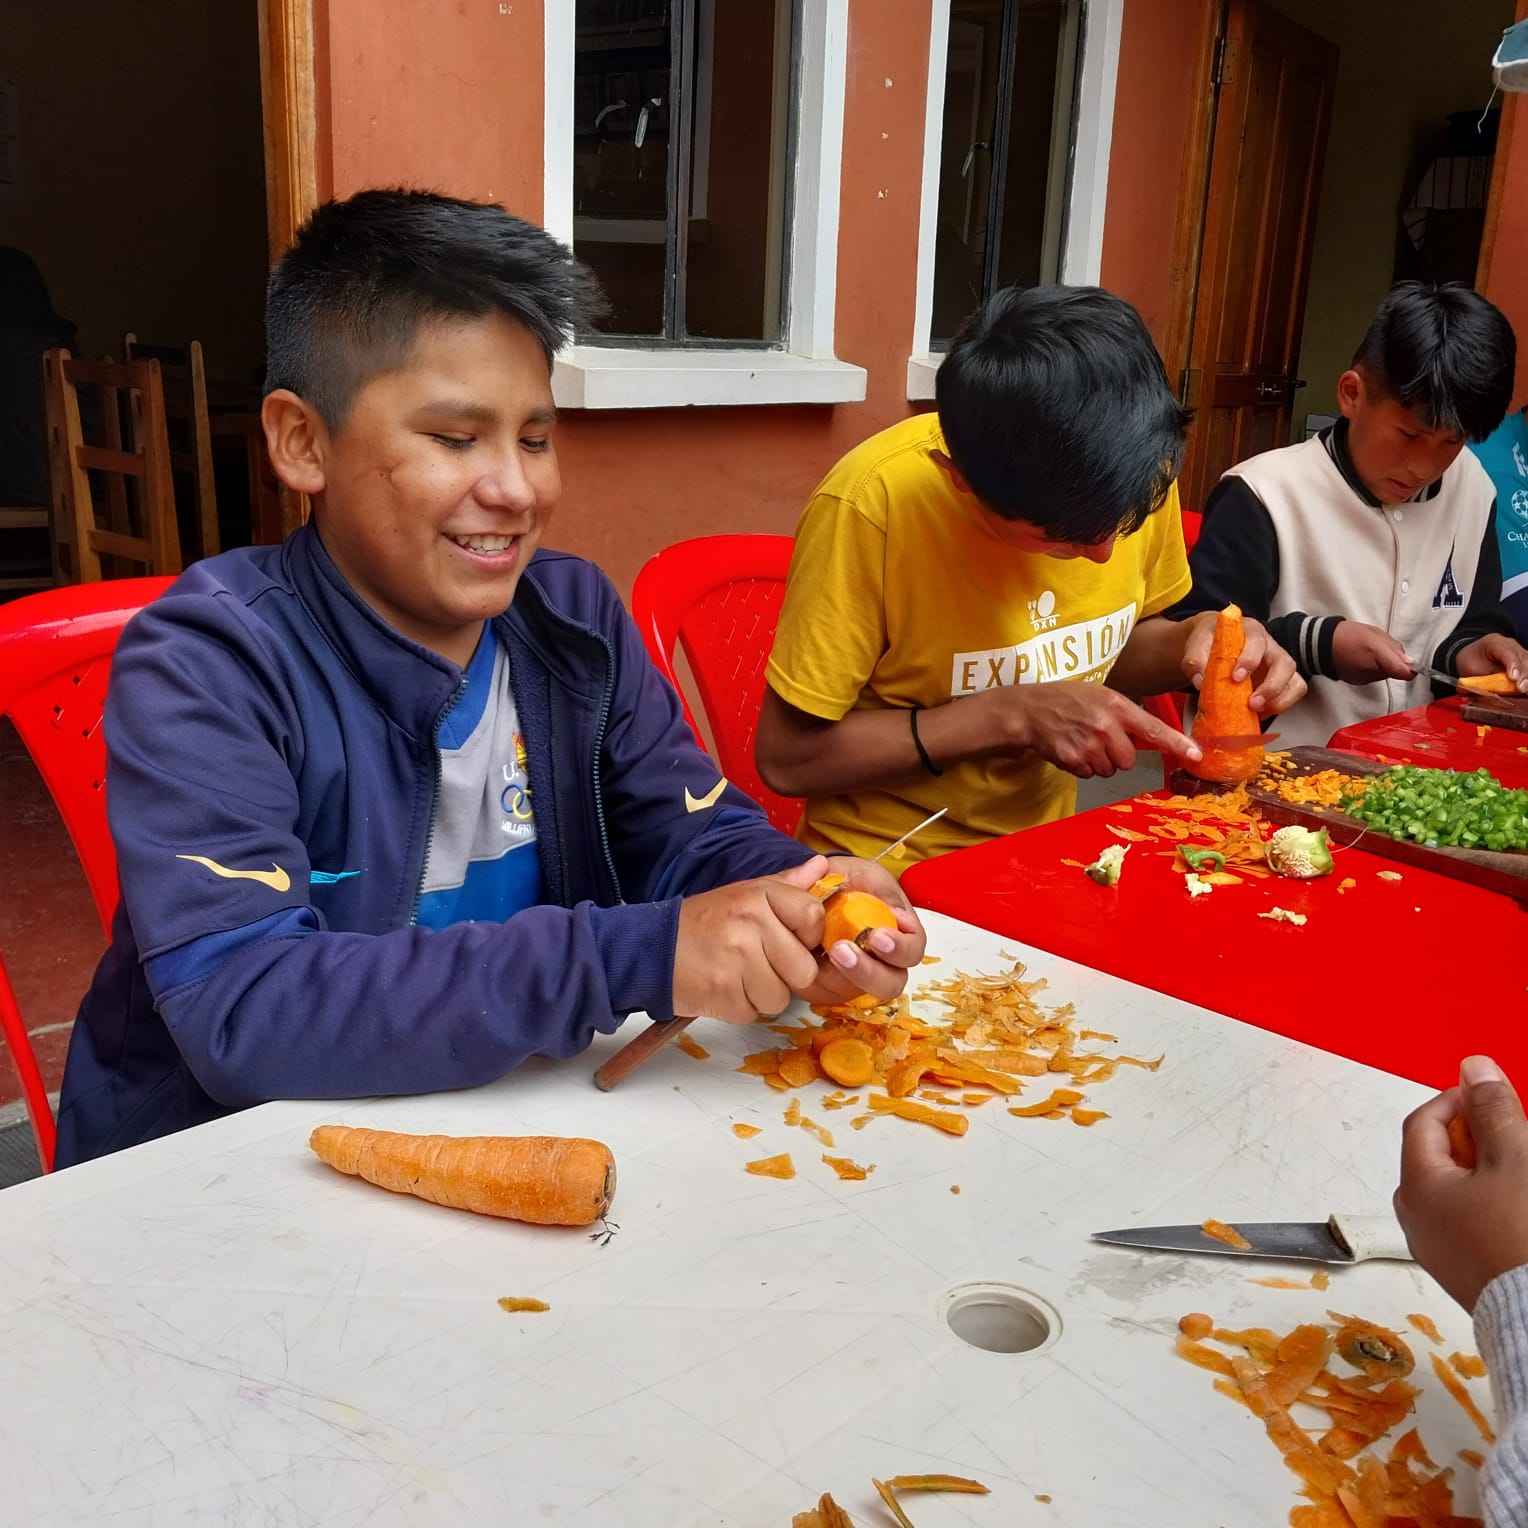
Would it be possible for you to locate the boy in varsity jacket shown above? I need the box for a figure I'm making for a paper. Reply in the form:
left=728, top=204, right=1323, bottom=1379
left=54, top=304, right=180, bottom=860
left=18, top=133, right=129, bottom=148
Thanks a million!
left=53, top=191, right=925, bottom=1167
left=1172, top=282, right=1528, bottom=748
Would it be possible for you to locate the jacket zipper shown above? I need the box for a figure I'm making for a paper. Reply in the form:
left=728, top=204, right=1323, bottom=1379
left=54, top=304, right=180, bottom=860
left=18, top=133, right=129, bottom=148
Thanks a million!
left=590, top=629, right=623, bottom=904
left=408, top=673, right=468, bottom=926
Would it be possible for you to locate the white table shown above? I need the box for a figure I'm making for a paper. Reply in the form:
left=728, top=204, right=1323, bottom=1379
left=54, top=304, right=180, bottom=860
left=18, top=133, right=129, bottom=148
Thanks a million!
left=0, top=912, right=1490, bottom=1526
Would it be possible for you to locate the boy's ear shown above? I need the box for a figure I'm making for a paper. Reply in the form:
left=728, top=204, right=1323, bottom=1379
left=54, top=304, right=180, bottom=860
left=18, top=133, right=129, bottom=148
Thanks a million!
left=262, top=390, right=328, bottom=497
left=930, top=447, right=971, bottom=495
left=1336, top=368, right=1365, bottom=420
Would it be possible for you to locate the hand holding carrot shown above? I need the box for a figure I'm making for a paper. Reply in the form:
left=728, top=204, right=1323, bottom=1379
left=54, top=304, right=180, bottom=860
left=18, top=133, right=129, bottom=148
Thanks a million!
left=799, top=856, right=926, bottom=1009
left=1454, top=633, right=1528, bottom=694
left=1181, top=609, right=1305, bottom=714
left=672, top=856, right=829, bottom=1024
left=1393, top=1055, right=1528, bottom=1312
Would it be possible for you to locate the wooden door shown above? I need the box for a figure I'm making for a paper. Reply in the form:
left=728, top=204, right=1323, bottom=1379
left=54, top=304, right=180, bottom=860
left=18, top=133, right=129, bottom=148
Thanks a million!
left=1178, top=0, right=1338, bottom=513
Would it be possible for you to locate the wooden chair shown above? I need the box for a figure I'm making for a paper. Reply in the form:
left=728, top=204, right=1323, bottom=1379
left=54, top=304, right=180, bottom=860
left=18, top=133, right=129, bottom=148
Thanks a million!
left=123, top=334, right=219, bottom=560
left=0, top=505, right=53, bottom=594
left=43, top=349, right=182, bottom=583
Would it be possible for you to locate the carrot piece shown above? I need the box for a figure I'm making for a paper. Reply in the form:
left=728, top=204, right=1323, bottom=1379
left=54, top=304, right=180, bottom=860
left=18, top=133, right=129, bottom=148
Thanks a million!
left=1179, top=1312, right=1214, bottom=1340
left=1458, top=672, right=1518, bottom=695
left=1188, top=605, right=1264, bottom=785
left=1266, top=1324, right=1334, bottom=1407
left=819, top=1037, right=877, bottom=1088
left=778, top=1049, right=820, bottom=1089
left=820, top=887, right=898, bottom=951
left=1331, top=1312, right=1414, bottom=1380
left=1249, top=1277, right=1310, bottom=1290
left=676, top=1033, right=709, bottom=1060
left=1202, top=1218, right=1253, bottom=1251
left=822, top=1154, right=873, bottom=1181
left=745, top=1153, right=796, bottom=1180
left=1448, top=1112, right=1478, bottom=1169
left=497, top=1296, right=549, bottom=1313
left=792, top=1493, right=853, bottom=1528
left=1408, top=1313, right=1444, bottom=1344
left=1231, top=1355, right=1352, bottom=1496
left=731, top=1122, right=762, bottom=1139
left=1460, top=1448, right=1485, bottom=1469
left=1449, top=1351, right=1487, bottom=1380
left=1390, top=1427, right=1435, bottom=1469
left=1310, top=1269, right=1329, bottom=1291
left=308, top=1126, right=616, bottom=1227
left=1176, top=1335, right=1236, bottom=1376
left=1430, top=1351, right=1496, bottom=1443
left=866, top=1094, right=969, bottom=1136
left=883, top=1475, right=989, bottom=1493
left=1070, top=1107, right=1109, bottom=1126
left=871, top=1479, right=917, bottom=1528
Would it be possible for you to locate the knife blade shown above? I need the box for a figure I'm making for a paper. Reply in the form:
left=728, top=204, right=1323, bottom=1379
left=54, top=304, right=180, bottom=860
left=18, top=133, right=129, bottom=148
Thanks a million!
left=1139, top=732, right=1280, bottom=754
left=1091, top=1212, right=1413, bottom=1265
left=1408, top=662, right=1463, bottom=689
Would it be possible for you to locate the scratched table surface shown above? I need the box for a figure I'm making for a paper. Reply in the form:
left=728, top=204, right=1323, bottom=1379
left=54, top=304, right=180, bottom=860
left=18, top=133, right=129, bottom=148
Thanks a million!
left=0, top=912, right=1491, bottom=1527
left=1328, top=696, right=1528, bottom=788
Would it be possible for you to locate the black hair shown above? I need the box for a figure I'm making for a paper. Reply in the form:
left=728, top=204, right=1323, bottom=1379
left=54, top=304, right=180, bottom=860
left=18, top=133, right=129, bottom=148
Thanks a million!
left=1351, top=282, right=1516, bottom=443
left=264, top=188, right=603, bottom=427
left=935, top=284, right=1190, bottom=543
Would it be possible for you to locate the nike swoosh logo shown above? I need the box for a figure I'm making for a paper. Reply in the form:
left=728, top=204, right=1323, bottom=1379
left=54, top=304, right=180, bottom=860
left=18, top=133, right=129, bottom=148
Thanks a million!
left=176, top=854, right=292, bottom=893
left=684, top=778, right=729, bottom=813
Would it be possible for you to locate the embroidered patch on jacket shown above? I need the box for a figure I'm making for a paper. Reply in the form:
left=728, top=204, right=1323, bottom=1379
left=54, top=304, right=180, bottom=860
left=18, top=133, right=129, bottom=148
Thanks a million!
left=1432, top=554, right=1464, bottom=608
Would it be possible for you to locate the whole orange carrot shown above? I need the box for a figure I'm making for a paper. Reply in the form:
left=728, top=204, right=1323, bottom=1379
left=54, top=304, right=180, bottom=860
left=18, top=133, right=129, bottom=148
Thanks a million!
left=308, top=1126, right=616, bottom=1226
left=1190, top=603, right=1264, bottom=784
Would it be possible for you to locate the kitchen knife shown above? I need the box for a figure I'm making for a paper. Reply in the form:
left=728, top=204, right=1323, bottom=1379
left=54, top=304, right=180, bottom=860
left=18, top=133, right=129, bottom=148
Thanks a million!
left=1091, top=1212, right=1413, bottom=1265
left=1408, top=662, right=1464, bottom=689
left=1139, top=732, right=1280, bottom=754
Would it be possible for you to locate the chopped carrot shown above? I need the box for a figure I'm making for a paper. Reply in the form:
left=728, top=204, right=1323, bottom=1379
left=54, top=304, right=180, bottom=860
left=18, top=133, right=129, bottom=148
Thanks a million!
left=308, top=1125, right=616, bottom=1227
left=731, top=1122, right=762, bottom=1139
left=1407, top=1313, right=1444, bottom=1344
left=1179, top=1312, right=1213, bottom=1339
left=1202, top=1218, right=1252, bottom=1251
left=1460, top=1449, right=1485, bottom=1468
left=1430, top=1351, right=1496, bottom=1443
left=497, top=1296, right=550, bottom=1313
left=866, top=1094, right=969, bottom=1136
left=1449, top=1351, right=1487, bottom=1380
left=1310, top=1269, right=1329, bottom=1290
left=1070, top=1107, right=1109, bottom=1126
left=821, top=1154, right=873, bottom=1181
left=676, top=1033, right=709, bottom=1060
left=745, top=1153, right=796, bottom=1180
left=1250, top=1277, right=1310, bottom=1290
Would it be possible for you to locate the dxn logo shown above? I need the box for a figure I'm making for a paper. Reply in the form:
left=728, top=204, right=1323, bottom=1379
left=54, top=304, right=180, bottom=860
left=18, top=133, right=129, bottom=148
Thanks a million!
left=1027, top=589, right=1059, bottom=631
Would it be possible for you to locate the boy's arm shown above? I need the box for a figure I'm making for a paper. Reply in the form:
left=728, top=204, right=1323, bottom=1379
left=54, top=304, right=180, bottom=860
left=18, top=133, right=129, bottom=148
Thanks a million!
left=105, top=599, right=731, bottom=1109
left=1433, top=503, right=1526, bottom=691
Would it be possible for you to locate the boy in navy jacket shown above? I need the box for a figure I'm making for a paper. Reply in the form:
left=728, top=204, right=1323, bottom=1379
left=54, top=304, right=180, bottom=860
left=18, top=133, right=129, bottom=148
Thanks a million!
left=54, top=191, right=924, bottom=1166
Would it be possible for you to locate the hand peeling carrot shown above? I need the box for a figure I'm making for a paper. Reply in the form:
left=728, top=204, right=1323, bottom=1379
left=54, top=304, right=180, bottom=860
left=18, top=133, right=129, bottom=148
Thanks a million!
left=308, top=1126, right=615, bottom=1226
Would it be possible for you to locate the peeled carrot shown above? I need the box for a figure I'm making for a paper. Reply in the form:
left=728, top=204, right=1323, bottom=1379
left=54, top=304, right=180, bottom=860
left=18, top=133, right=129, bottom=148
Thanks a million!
left=1458, top=672, right=1518, bottom=696
left=308, top=1126, right=616, bottom=1226
left=819, top=887, right=898, bottom=951
left=1448, top=1112, right=1478, bottom=1170
left=1189, top=604, right=1264, bottom=785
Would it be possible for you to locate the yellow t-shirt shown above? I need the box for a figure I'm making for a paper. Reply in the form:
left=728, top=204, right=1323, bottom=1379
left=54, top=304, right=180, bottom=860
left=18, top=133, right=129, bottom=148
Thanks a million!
left=765, top=412, right=1191, bottom=866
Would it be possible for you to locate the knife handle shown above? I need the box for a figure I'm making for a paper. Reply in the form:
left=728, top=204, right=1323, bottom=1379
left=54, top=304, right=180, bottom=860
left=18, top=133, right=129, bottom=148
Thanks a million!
left=1328, top=1213, right=1413, bottom=1263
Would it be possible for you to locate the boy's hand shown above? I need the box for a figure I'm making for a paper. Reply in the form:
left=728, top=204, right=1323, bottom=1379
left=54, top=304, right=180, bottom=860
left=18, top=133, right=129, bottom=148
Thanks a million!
left=1003, top=682, right=1200, bottom=778
left=1454, top=633, right=1528, bottom=693
left=798, top=857, right=927, bottom=1008
left=1393, top=1055, right=1528, bottom=1312
left=1332, top=620, right=1414, bottom=684
left=1180, top=612, right=1306, bottom=715
left=672, top=858, right=827, bottom=1024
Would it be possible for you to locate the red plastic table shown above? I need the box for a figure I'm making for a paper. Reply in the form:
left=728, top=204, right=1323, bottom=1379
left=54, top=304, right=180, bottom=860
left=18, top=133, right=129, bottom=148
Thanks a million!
left=902, top=792, right=1528, bottom=1090
left=1328, top=696, right=1528, bottom=788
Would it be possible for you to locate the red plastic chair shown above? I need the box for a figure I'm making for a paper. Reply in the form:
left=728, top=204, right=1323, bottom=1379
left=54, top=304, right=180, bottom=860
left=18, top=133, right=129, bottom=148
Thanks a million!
left=0, top=576, right=173, bottom=1169
left=630, top=535, right=803, bottom=835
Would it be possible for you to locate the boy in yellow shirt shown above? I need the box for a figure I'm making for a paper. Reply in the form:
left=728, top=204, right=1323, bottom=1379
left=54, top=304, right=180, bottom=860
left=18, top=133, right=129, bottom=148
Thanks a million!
left=757, top=285, right=1305, bottom=865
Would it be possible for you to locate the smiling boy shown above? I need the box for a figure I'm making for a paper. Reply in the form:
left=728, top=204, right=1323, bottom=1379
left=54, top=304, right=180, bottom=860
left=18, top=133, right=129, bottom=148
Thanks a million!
left=1173, top=282, right=1528, bottom=746
left=53, top=190, right=923, bottom=1167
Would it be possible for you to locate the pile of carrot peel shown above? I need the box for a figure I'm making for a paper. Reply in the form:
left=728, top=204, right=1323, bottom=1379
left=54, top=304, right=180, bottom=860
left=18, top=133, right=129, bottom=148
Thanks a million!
left=736, top=960, right=1161, bottom=1159
left=1177, top=1307, right=1493, bottom=1525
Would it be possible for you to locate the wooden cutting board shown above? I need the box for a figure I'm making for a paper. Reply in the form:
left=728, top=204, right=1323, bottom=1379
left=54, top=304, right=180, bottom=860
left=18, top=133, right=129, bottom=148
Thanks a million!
left=1246, top=746, right=1528, bottom=901
left=1462, top=694, right=1528, bottom=733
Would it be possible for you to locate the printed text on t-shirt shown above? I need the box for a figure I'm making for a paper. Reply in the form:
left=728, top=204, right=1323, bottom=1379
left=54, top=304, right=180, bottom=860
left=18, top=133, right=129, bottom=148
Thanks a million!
left=948, top=603, right=1137, bottom=697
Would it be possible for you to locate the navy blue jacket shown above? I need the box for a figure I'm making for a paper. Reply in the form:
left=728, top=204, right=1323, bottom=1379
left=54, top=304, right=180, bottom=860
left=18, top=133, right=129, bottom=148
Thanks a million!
left=55, top=525, right=811, bottom=1166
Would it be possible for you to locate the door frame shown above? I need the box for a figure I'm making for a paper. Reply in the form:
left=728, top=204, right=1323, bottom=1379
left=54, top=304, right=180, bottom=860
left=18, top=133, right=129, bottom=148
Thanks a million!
left=258, top=0, right=321, bottom=262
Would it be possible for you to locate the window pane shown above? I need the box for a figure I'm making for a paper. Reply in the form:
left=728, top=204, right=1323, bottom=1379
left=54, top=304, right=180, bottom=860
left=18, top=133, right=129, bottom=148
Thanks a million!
left=931, top=0, right=1077, bottom=344
left=994, top=1, right=1072, bottom=292
left=573, top=0, right=675, bottom=338
left=681, top=0, right=795, bottom=342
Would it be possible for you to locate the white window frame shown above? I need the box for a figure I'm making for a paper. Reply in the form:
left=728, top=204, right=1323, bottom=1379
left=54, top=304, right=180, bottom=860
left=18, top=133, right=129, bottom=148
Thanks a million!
left=545, top=0, right=866, bottom=409
left=906, top=0, right=1124, bottom=401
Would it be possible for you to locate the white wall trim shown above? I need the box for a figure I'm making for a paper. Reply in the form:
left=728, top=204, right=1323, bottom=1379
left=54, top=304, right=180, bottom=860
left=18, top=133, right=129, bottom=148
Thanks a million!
left=542, top=3, right=575, bottom=245
left=1060, top=0, right=1123, bottom=286
left=552, top=346, right=866, bottom=410
left=543, top=0, right=851, bottom=406
left=907, top=0, right=952, bottom=395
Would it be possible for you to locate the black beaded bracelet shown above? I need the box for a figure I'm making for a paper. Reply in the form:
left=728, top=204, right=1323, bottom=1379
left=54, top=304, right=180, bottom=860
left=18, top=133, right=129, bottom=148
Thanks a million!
left=909, top=706, right=944, bottom=777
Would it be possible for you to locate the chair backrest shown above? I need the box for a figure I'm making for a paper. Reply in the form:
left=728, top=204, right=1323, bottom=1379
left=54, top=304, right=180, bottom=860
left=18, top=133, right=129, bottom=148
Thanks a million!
left=630, top=534, right=802, bottom=835
left=124, top=333, right=220, bottom=560
left=43, top=348, right=182, bottom=583
left=0, top=576, right=173, bottom=1170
